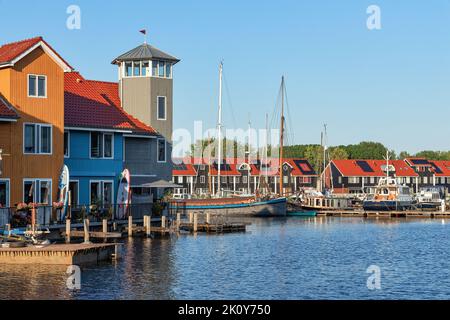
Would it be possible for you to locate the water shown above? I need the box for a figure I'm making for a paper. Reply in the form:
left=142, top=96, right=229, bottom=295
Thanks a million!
left=1, top=217, right=450, bottom=300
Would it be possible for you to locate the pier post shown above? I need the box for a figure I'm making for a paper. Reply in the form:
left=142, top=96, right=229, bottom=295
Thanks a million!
left=65, top=219, right=71, bottom=243
left=206, top=212, right=211, bottom=224
left=113, top=222, right=117, bottom=231
left=176, top=213, right=181, bottom=231
left=102, top=219, right=108, bottom=234
left=189, top=212, right=193, bottom=224
left=145, top=216, right=151, bottom=237
left=193, top=213, right=198, bottom=233
left=161, top=216, right=166, bottom=229
left=128, top=216, right=133, bottom=237
left=83, top=219, right=90, bottom=243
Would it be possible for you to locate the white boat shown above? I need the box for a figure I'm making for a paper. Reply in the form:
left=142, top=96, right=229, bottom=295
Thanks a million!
left=363, top=177, right=414, bottom=211
left=416, top=187, right=445, bottom=210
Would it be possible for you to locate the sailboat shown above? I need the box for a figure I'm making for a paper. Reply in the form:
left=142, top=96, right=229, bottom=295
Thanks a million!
left=173, top=64, right=287, bottom=217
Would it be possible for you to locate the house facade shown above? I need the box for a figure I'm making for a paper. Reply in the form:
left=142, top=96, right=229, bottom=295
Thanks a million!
left=0, top=37, right=72, bottom=209
left=323, top=159, right=420, bottom=194
left=172, top=157, right=318, bottom=196
left=64, top=71, right=162, bottom=207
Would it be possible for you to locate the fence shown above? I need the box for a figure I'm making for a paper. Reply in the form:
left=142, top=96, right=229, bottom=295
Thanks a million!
left=0, top=201, right=186, bottom=228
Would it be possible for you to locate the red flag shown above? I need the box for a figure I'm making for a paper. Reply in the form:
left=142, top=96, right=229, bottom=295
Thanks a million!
left=139, top=29, right=146, bottom=35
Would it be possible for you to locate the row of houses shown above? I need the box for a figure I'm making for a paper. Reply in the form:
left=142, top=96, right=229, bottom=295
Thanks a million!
left=172, top=157, right=318, bottom=196
left=172, top=157, right=450, bottom=196
left=0, top=36, right=178, bottom=209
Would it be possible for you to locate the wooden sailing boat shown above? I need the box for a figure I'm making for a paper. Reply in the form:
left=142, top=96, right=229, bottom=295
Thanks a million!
left=172, top=67, right=287, bottom=217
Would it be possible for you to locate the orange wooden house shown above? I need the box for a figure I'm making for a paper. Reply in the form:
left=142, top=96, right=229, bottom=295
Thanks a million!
left=0, top=37, right=72, bottom=209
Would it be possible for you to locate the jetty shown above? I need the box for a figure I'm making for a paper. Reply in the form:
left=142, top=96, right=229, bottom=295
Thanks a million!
left=0, top=243, right=118, bottom=265
left=316, top=209, right=450, bottom=218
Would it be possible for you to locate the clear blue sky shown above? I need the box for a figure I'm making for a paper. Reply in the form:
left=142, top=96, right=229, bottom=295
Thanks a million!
left=1, top=0, right=450, bottom=153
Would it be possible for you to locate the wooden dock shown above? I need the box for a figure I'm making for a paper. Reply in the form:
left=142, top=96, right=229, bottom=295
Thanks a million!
left=317, top=209, right=450, bottom=219
left=180, top=222, right=246, bottom=233
left=0, top=243, right=118, bottom=265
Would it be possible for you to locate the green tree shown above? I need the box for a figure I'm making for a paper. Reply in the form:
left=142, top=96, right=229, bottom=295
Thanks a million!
left=345, top=141, right=388, bottom=159
left=329, top=147, right=349, bottom=160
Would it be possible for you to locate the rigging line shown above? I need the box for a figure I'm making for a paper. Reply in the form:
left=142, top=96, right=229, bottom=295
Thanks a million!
left=222, top=71, right=238, bottom=130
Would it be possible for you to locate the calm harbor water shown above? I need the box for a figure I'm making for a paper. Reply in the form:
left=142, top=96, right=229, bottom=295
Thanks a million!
left=1, top=217, right=450, bottom=300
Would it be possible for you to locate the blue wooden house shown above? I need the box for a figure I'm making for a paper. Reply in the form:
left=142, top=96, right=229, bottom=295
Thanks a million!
left=64, top=71, right=164, bottom=208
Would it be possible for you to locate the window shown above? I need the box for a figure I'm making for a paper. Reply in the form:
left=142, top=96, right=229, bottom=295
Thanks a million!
left=90, top=181, right=113, bottom=206
left=0, top=180, right=10, bottom=207
left=178, top=176, right=183, bottom=184
left=243, top=176, right=248, bottom=184
left=221, top=176, right=227, bottom=183
left=152, top=60, right=158, bottom=76
left=142, top=61, right=149, bottom=76
left=159, top=61, right=165, bottom=77
left=133, top=61, right=141, bottom=76
left=69, top=181, right=79, bottom=207
left=125, top=62, right=132, bottom=77
left=157, top=96, right=166, bottom=120
left=200, top=176, right=206, bottom=184
left=283, top=176, right=289, bottom=184
left=236, top=177, right=240, bottom=184
left=200, top=165, right=206, bottom=170
left=165, top=63, right=172, bottom=78
left=90, top=132, right=113, bottom=159
left=24, top=124, right=52, bottom=155
left=28, top=75, right=46, bottom=97
left=23, top=179, right=52, bottom=204
left=157, top=139, right=166, bottom=162
left=64, top=131, right=70, bottom=157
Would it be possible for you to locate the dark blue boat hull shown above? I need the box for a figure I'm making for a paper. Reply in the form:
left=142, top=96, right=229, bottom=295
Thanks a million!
left=363, top=200, right=412, bottom=211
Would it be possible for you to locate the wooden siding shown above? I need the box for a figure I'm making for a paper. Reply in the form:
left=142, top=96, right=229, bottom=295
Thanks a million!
left=0, top=47, right=65, bottom=205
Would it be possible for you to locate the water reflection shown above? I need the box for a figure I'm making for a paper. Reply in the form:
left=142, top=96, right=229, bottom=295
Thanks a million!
left=1, top=217, right=450, bottom=299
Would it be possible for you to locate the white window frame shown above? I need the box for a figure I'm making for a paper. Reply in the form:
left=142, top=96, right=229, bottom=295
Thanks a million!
left=157, top=138, right=167, bottom=163
left=64, top=130, right=70, bottom=158
left=89, top=180, right=114, bottom=206
left=23, top=123, right=53, bottom=155
left=27, top=74, right=47, bottom=98
left=89, top=132, right=114, bottom=159
left=200, top=176, right=206, bottom=184
left=23, top=179, right=52, bottom=204
left=157, top=96, right=167, bottom=120
left=0, top=179, right=10, bottom=207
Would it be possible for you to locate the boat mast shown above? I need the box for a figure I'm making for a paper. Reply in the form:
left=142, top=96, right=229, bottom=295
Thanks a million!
left=265, top=113, right=269, bottom=193
left=248, top=119, right=251, bottom=194
left=322, top=124, right=327, bottom=192
left=279, top=76, right=285, bottom=197
left=217, top=61, right=223, bottom=196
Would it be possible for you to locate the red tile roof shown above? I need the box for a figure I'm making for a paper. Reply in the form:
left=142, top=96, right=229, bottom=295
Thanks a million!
left=0, top=36, right=73, bottom=70
left=172, top=158, right=197, bottom=176
left=429, top=161, right=450, bottom=177
left=64, top=72, right=156, bottom=134
left=332, top=159, right=418, bottom=177
left=0, top=94, right=19, bottom=120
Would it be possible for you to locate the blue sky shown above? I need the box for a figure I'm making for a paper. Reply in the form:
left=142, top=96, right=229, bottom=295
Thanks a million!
left=1, top=0, right=450, bottom=153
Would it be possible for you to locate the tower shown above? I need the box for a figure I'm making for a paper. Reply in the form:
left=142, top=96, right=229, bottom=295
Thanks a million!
left=112, top=41, right=180, bottom=142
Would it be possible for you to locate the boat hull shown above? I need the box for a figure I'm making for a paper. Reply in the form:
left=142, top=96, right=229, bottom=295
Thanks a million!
left=287, top=211, right=317, bottom=217
left=363, top=200, right=413, bottom=211
left=174, top=198, right=287, bottom=217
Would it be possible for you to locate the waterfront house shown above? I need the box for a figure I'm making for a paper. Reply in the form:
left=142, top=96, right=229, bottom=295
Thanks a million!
left=405, top=158, right=450, bottom=192
left=0, top=37, right=72, bottom=217
left=64, top=71, right=163, bottom=208
left=172, top=157, right=317, bottom=196
left=323, top=159, right=419, bottom=194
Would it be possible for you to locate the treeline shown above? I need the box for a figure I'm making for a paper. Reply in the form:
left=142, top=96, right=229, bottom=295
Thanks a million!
left=189, top=139, right=450, bottom=171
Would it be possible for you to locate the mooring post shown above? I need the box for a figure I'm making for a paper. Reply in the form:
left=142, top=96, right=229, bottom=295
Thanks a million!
left=176, top=212, right=181, bottom=231
left=193, top=213, right=198, bottom=233
left=83, top=219, right=90, bottom=243
left=161, top=215, right=166, bottom=229
left=113, top=222, right=117, bottom=231
left=206, top=212, right=211, bottom=224
left=128, top=215, right=133, bottom=237
left=66, top=219, right=71, bottom=243
left=147, top=216, right=152, bottom=237
left=102, top=219, right=108, bottom=234
left=189, top=212, right=193, bottom=224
